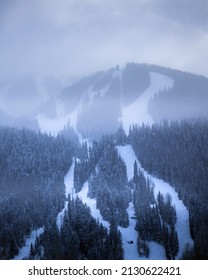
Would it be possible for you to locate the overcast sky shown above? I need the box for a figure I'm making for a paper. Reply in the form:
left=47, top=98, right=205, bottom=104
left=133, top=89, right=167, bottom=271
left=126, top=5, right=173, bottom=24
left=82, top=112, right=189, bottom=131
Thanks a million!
left=0, top=0, right=208, bottom=78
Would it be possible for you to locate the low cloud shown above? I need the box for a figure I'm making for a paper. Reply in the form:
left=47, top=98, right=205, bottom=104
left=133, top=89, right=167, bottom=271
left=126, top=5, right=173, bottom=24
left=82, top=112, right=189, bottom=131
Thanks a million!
left=0, top=0, right=207, bottom=78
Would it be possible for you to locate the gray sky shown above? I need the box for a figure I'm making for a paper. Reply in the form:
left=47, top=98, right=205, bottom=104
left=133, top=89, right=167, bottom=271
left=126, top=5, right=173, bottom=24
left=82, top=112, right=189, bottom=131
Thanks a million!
left=0, top=0, right=208, bottom=78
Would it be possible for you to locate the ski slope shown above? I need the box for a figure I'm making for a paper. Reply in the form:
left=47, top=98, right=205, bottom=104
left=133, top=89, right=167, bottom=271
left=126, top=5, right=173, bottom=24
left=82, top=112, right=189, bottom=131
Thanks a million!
left=116, top=145, right=194, bottom=259
left=56, top=150, right=167, bottom=259
left=13, top=228, right=44, bottom=260
left=77, top=172, right=166, bottom=259
left=122, top=72, right=173, bottom=133
left=77, top=182, right=152, bottom=259
left=77, top=182, right=110, bottom=230
left=56, top=160, right=76, bottom=230
left=38, top=71, right=174, bottom=139
left=37, top=80, right=110, bottom=140
left=57, top=157, right=147, bottom=259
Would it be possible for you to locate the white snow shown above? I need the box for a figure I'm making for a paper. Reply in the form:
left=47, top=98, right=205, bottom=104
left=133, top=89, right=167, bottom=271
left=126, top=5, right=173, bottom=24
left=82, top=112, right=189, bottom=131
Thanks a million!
left=57, top=150, right=167, bottom=260
left=37, top=113, right=71, bottom=136
left=118, top=194, right=166, bottom=260
left=37, top=91, right=90, bottom=146
left=56, top=160, right=76, bottom=230
left=64, top=160, right=76, bottom=199
left=118, top=200, right=146, bottom=260
left=56, top=146, right=176, bottom=260
left=76, top=163, right=166, bottom=260
left=56, top=157, right=110, bottom=230
left=13, top=227, right=44, bottom=260
left=116, top=145, right=194, bottom=259
left=148, top=242, right=166, bottom=260
left=37, top=75, right=111, bottom=142
left=56, top=201, right=69, bottom=231
left=122, top=72, right=173, bottom=133
left=77, top=182, right=110, bottom=229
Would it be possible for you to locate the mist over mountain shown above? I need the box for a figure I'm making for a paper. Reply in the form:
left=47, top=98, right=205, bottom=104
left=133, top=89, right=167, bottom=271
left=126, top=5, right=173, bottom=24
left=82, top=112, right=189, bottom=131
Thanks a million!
left=1, top=62, right=207, bottom=138
left=1, top=62, right=208, bottom=260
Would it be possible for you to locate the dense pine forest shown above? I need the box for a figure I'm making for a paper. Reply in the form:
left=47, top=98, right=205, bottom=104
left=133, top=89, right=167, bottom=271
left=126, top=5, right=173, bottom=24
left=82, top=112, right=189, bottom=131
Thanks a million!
left=0, top=127, right=74, bottom=259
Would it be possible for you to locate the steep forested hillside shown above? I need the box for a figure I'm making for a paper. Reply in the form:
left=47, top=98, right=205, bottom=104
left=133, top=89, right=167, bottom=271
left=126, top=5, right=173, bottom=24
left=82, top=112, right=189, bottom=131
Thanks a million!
left=1, top=63, right=208, bottom=260
left=129, top=119, right=208, bottom=259
left=31, top=196, right=123, bottom=260
left=59, top=63, right=151, bottom=140
left=148, top=65, right=208, bottom=122
left=0, top=127, right=124, bottom=260
left=0, top=127, right=74, bottom=259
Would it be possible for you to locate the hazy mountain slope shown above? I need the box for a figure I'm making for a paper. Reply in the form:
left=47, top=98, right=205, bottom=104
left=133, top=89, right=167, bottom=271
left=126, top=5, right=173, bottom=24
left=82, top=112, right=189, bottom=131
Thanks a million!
left=148, top=67, right=208, bottom=122
left=54, top=63, right=208, bottom=140
left=2, top=62, right=207, bottom=138
left=122, top=72, right=173, bottom=132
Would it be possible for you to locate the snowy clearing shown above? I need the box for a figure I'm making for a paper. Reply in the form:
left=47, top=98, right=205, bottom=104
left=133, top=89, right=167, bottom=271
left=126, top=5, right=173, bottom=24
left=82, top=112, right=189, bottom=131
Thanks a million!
left=56, top=160, right=75, bottom=230
left=122, top=72, right=173, bottom=133
left=37, top=113, right=71, bottom=136
left=58, top=156, right=146, bottom=259
left=118, top=200, right=147, bottom=260
left=56, top=201, right=69, bottom=231
left=56, top=158, right=110, bottom=230
left=77, top=182, right=150, bottom=260
left=77, top=182, right=110, bottom=230
left=117, top=145, right=194, bottom=259
left=13, top=228, right=44, bottom=260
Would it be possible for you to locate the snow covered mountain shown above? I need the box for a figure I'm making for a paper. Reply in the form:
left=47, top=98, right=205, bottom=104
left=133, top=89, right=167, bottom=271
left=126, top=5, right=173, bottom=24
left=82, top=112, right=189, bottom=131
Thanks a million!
left=1, top=62, right=207, bottom=138
left=1, top=63, right=208, bottom=260
left=36, top=63, right=208, bottom=139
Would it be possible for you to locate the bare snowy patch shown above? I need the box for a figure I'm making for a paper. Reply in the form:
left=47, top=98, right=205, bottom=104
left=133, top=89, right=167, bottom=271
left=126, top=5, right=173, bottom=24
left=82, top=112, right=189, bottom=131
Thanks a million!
left=13, top=228, right=44, bottom=260
left=122, top=72, right=173, bottom=133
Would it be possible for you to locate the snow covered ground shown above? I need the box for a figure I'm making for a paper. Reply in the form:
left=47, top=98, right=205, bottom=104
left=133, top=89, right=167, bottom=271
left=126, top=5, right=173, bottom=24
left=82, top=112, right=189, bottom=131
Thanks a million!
left=56, top=147, right=169, bottom=260
left=38, top=71, right=174, bottom=141
left=77, top=182, right=110, bottom=230
left=38, top=70, right=192, bottom=260
left=37, top=113, right=71, bottom=136
left=122, top=72, right=173, bottom=133
left=56, top=160, right=76, bottom=230
left=117, top=145, right=194, bottom=259
left=13, top=228, right=44, bottom=260
left=118, top=200, right=146, bottom=260
left=77, top=170, right=166, bottom=260
left=77, top=180, right=151, bottom=259
left=56, top=156, right=147, bottom=259
left=37, top=80, right=110, bottom=139
left=56, top=158, right=110, bottom=230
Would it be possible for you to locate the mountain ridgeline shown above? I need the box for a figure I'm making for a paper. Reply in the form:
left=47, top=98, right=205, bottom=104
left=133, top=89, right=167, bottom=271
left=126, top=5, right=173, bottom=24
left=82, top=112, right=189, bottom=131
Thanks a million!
left=58, top=63, right=208, bottom=140
left=1, top=63, right=208, bottom=138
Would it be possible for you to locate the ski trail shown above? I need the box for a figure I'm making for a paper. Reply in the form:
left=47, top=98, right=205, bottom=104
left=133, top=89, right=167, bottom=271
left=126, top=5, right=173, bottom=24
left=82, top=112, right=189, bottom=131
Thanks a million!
left=122, top=72, right=173, bottom=133
left=56, top=160, right=75, bottom=231
left=118, top=199, right=147, bottom=260
left=13, top=228, right=44, bottom=260
left=116, top=145, right=194, bottom=259
left=57, top=156, right=143, bottom=259
left=56, top=157, right=110, bottom=230
left=77, top=182, right=110, bottom=230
